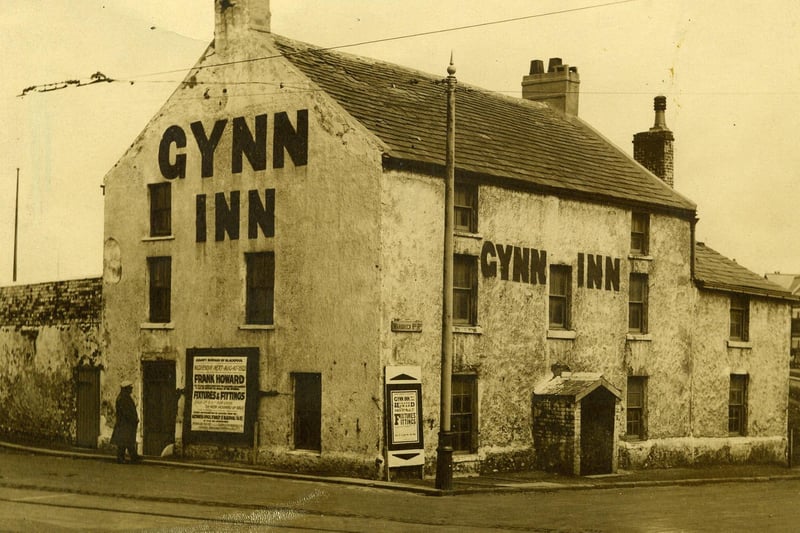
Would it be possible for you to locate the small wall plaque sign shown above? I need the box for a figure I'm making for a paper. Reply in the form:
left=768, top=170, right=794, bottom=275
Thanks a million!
left=391, top=319, right=422, bottom=333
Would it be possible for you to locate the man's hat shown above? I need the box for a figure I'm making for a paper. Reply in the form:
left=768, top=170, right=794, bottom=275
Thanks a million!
left=120, top=380, right=133, bottom=389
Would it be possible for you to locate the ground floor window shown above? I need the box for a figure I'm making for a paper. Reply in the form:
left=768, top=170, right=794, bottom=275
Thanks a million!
left=626, top=376, right=646, bottom=440
left=293, top=373, right=322, bottom=451
left=451, top=374, right=477, bottom=453
left=729, top=374, right=748, bottom=435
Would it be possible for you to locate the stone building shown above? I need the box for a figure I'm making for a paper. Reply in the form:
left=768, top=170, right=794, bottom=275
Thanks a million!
left=3, top=0, right=794, bottom=478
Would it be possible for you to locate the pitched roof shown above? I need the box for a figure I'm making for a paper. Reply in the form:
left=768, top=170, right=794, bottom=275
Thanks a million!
left=694, top=242, right=796, bottom=300
left=533, top=372, right=622, bottom=401
left=273, top=35, right=696, bottom=216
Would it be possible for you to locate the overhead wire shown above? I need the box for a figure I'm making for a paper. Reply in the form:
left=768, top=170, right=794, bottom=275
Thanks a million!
left=18, top=0, right=638, bottom=95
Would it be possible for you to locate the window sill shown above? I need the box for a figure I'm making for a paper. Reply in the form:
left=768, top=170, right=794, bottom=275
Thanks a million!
left=454, top=231, right=483, bottom=240
left=452, top=453, right=479, bottom=463
left=288, top=449, right=321, bottom=457
left=626, top=333, right=652, bottom=342
left=239, top=324, right=275, bottom=331
left=140, top=322, right=175, bottom=330
left=727, top=340, right=753, bottom=349
left=454, top=325, right=483, bottom=335
left=628, top=254, right=653, bottom=261
left=142, top=235, right=175, bottom=242
left=547, top=329, right=576, bottom=340
left=622, top=436, right=646, bottom=442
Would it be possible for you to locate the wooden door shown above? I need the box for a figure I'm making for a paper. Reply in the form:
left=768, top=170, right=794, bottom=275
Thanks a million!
left=142, top=361, right=177, bottom=456
left=76, top=366, right=100, bottom=448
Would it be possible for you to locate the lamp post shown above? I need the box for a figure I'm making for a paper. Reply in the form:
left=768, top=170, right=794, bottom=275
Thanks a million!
left=435, top=55, right=457, bottom=491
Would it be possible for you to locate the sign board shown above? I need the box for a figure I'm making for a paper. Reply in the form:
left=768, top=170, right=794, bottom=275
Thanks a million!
left=184, top=347, right=258, bottom=445
left=190, top=356, right=248, bottom=433
left=391, top=319, right=423, bottom=333
left=385, top=366, right=424, bottom=467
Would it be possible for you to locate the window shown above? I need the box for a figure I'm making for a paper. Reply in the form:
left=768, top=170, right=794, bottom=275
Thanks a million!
left=454, top=183, right=478, bottom=233
left=630, top=212, right=649, bottom=255
left=728, top=374, right=747, bottom=435
left=149, top=183, right=171, bottom=237
left=549, top=265, right=572, bottom=329
left=293, top=373, right=322, bottom=450
left=147, top=256, right=171, bottom=323
left=453, top=255, right=478, bottom=325
left=246, top=252, right=274, bottom=325
left=628, top=274, right=648, bottom=333
left=626, top=377, right=646, bottom=440
left=451, top=375, right=477, bottom=453
left=729, top=294, right=749, bottom=341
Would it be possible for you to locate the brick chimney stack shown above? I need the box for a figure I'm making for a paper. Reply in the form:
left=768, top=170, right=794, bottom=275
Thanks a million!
left=521, top=58, right=580, bottom=116
left=215, top=0, right=271, bottom=56
left=633, top=96, right=675, bottom=187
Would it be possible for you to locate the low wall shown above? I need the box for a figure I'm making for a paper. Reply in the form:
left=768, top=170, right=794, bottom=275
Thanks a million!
left=619, top=436, right=787, bottom=469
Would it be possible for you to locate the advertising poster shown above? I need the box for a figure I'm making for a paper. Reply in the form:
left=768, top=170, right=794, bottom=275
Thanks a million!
left=390, top=389, right=419, bottom=445
left=190, top=355, right=248, bottom=433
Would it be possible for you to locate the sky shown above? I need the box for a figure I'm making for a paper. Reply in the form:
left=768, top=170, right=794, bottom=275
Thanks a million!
left=1, top=0, right=799, bottom=285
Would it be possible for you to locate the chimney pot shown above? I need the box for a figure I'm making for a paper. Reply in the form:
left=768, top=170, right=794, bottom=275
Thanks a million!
left=633, top=95, right=675, bottom=187
left=521, top=56, right=580, bottom=115
left=530, top=59, right=545, bottom=75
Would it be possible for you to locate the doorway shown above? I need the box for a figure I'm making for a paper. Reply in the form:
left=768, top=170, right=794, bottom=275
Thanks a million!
left=580, top=387, right=616, bottom=475
left=76, top=365, right=100, bottom=448
left=142, top=360, right=177, bottom=456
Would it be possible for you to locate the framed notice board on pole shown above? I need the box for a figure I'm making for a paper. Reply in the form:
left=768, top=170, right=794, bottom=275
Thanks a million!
left=385, top=365, right=424, bottom=467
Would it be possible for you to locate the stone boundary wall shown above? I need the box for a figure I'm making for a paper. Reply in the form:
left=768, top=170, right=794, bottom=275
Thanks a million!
left=0, top=277, right=102, bottom=326
left=0, top=277, right=102, bottom=443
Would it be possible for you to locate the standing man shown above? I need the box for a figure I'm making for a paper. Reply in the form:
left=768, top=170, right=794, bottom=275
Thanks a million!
left=111, top=380, right=140, bottom=464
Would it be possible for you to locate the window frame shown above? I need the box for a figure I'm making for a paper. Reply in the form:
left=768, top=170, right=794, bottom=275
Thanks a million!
left=245, top=252, right=275, bottom=325
left=630, top=212, right=649, bottom=256
left=626, top=376, right=647, bottom=440
left=293, top=372, right=322, bottom=451
left=729, top=294, right=750, bottom=342
left=454, top=182, right=478, bottom=234
left=453, top=254, right=478, bottom=326
left=548, top=265, right=572, bottom=330
left=147, top=256, right=171, bottom=323
left=148, top=182, right=172, bottom=237
left=451, top=374, right=478, bottom=453
left=628, top=273, right=649, bottom=333
left=728, top=374, right=748, bottom=435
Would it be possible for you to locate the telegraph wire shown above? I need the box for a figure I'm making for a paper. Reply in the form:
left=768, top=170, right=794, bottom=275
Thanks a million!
left=18, top=0, right=637, bottom=96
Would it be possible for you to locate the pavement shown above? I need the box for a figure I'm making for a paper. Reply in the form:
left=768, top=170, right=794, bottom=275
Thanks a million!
left=3, top=439, right=800, bottom=497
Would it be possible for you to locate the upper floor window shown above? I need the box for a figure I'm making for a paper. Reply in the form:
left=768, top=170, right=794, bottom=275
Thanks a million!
left=149, top=183, right=171, bottom=237
left=630, top=212, right=649, bottom=255
left=628, top=273, right=648, bottom=333
left=454, top=183, right=478, bottom=233
left=147, top=256, right=171, bottom=323
left=453, top=254, right=478, bottom=325
left=549, top=265, right=572, bottom=330
left=729, top=294, right=749, bottom=341
left=246, top=252, right=275, bottom=325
